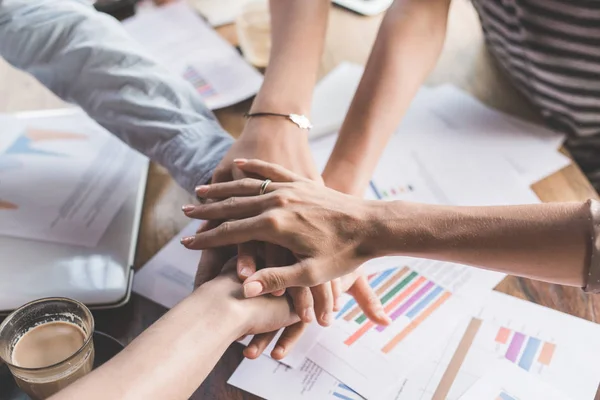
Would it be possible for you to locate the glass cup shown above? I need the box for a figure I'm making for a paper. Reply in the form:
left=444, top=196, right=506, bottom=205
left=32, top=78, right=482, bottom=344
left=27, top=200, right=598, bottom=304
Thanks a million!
left=0, top=297, right=95, bottom=400
left=236, top=0, right=271, bottom=68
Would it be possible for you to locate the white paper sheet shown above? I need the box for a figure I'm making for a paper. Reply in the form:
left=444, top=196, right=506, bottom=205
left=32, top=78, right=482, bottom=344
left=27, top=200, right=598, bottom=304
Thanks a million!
left=188, top=0, right=252, bottom=26
left=394, top=291, right=600, bottom=400
left=123, top=1, right=263, bottom=110
left=132, top=220, right=322, bottom=368
left=308, top=63, right=569, bottom=185
left=458, top=359, right=570, bottom=400
left=0, top=110, right=146, bottom=247
left=298, top=135, right=548, bottom=398
left=228, top=356, right=365, bottom=400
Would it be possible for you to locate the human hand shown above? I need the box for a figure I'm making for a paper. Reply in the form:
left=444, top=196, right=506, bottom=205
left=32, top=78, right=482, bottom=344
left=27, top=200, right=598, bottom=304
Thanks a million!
left=198, top=256, right=305, bottom=360
left=196, top=117, right=342, bottom=327
left=183, top=159, right=390, bottom=325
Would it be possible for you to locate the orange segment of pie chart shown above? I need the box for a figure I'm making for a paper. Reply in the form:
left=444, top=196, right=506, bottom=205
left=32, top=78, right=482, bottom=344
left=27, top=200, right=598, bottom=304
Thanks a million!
left=0, top=200, right=18, bottom=210
left=26, top=129, right=86, bottom=142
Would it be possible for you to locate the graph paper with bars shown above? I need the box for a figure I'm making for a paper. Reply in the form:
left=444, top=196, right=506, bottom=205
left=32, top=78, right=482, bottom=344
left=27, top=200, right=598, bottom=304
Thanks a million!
left=182, top=65, right=218, bottom=100
left=396, top=292, right=599, bottom=400
left=308, top=262, right=472, bottom=399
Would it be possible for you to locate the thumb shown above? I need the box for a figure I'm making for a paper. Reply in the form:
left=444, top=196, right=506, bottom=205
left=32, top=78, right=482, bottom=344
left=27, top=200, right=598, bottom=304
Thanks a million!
left=346, top=275, right=391, bottom=326
left=242, top=260, right=321, bottom=298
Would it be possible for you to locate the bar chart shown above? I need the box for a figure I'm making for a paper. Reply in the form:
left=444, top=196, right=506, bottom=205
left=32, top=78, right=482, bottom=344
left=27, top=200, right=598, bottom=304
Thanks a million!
left=369, top=180, right=414, bottom=200
left=331, top=382, right=363, bottom=400
left=309, top=262, right=467, bottom=399
left=336, top=266, right=452, bottom=353
left=182, top=65, right=218, bottom=100
left=494, top=326, right=556, bottom=372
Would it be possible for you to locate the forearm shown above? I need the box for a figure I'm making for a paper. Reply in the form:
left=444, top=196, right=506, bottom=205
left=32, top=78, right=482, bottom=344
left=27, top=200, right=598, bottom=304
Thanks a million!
left=323, top=0, right=450, bottom=195
left=52, top=284, right=243, bottom=400
left=368, top=201, right=590, bottom=287
left=0, top=0, right=232, bottom=193
left=251, top=0, right=329, bottom=114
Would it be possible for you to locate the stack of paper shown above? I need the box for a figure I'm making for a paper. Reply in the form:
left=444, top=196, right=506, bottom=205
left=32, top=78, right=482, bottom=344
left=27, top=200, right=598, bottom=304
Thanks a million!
left=123, top=1, right=263, bottom=110
left=133, top=63, right=598, bottom=399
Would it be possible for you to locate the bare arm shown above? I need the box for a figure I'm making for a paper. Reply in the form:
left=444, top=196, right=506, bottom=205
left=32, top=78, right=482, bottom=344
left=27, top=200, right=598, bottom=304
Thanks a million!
left=374, top=201, right=590, bottom=287
left=323, top=0, right=451, bottom=195
left=181, top=161, right=593, bottom=293
left=51, top=261, right=299, bottom=400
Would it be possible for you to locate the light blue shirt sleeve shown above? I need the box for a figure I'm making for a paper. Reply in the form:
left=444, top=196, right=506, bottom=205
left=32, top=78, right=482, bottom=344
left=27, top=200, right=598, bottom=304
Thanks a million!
left=0, top=0, right=233, bottom=193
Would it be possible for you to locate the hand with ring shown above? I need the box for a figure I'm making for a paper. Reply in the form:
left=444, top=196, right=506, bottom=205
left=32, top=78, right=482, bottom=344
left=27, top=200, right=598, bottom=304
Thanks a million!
left=181, top=159, right=392, bottom=327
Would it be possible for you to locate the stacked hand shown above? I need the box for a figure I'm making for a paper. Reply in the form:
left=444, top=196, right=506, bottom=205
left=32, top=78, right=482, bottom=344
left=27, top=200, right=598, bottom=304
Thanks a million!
left=183, top=157, right=391, bottom=358
left=187, top=118, right=387, bottom=360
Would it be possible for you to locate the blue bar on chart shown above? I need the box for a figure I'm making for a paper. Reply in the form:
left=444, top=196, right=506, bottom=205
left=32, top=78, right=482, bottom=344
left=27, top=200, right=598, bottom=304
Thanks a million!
left=497, top=391, right=516, bottom=400
left=518, top=337, right=541, bottom=371
left=332, top=382, right=363, bottom=400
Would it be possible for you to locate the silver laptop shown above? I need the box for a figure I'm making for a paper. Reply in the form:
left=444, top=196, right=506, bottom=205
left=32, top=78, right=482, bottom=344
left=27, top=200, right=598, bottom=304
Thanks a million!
left=0, top=110, right=148, bottom=314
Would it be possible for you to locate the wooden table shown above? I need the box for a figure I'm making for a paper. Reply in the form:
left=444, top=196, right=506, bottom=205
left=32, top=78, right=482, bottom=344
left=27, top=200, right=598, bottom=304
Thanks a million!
left=1, top=2, right=599, bottom=399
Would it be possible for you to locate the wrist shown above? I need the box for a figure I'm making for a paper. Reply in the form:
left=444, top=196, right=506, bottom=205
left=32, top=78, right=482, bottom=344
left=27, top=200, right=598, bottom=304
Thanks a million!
left=358, top=201, right=433, bottom=258
left=192, top=278, right=249, bottom=341
left=323, top=158, right=372, bottom=197
left=241, top=116, right=309, bottom=141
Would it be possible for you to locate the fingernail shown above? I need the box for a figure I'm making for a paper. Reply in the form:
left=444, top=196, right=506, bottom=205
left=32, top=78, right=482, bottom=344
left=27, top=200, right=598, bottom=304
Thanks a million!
left=303, top=307, right=315, bottom=323
left=195, top=185, right=209, bottom=194
left=243, top=281, right=264, bottom=298
left=181, top=204, right=194, bottom=213
left=272, top=346, right=285, bottom=359
left=321, top=312, right=331, bottom=326
left=233, top=158, right=248, bottom=165
left=240, top=267, right=252, bottom=278
left=180, top=236, right=194, bottom=245
left=333, top=298, right=342, bottom=312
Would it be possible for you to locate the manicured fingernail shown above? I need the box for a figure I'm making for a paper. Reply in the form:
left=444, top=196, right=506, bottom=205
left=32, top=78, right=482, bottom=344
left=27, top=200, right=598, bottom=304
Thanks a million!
left=243, top=281, right=264, bottom=298
left=195, top=185, right=209, bottom=194
left=321, top=312, right=331, bottom=326
left=239, top=267, right=252, bottom=278
left=181, top=204, right=194, bottom=213
left=303, top=307, right=315, bottom=323
left=180, top=236, right=194, bottom=245
left=233, top=158, right=248, bottom=165
left=272, top=346, right=285, bottom=359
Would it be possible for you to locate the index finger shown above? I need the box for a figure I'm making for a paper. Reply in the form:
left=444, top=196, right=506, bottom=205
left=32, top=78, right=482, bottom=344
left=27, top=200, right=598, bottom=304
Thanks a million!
left=181, top=215, right=287, bottom=250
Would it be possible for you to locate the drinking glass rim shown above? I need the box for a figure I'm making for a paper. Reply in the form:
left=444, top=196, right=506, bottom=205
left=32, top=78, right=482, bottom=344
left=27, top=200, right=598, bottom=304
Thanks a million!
left=0, top=297, right=95, bottom=371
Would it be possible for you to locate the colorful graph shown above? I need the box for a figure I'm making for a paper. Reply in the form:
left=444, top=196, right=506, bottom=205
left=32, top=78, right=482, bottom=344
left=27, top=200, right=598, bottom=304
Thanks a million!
left=182, top=65, right=217, bottom=99
left=0, top=199, right=18, bottom=210
left=331, top=382, right=363, bottom=400
left=3, top=128, right=86, bottom=157
left=497, top=392, right=516, bottom=400
left=369, top=180, right=413, bottom=200
left=336, top=266, right=451, bottom=353
left=494, top=326, right=556, bottom=372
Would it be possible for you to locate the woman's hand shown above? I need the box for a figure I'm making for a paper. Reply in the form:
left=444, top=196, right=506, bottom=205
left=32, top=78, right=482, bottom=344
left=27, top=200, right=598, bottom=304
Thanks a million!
left=182, top=159, right=386, bottom=306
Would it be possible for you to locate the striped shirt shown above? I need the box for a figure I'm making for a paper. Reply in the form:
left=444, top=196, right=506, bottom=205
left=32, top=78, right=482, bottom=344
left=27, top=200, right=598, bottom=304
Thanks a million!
left=471, top=0, right=600, bottom=188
